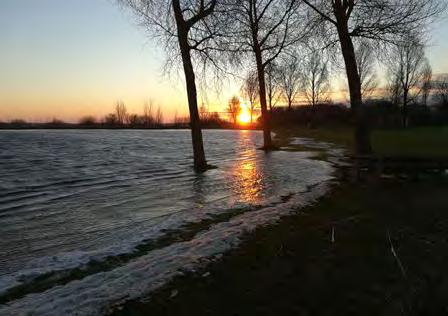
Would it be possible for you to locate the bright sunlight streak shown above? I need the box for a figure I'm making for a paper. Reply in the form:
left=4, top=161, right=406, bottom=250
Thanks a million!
left=238, top=103, right=251, bottom=124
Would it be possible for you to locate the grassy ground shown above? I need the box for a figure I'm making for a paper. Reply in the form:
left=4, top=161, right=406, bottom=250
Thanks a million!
left=113, top=126, right=448, bottom=316
left=275, top=125, right=448, bottom=158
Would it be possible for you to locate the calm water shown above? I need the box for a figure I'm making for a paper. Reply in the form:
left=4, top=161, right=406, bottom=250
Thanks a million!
left=0, top=129, right=334, bottom=314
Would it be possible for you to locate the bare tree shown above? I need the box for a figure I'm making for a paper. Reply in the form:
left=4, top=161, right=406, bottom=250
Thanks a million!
left=421, top=62, right=433, bottom=106
left=355, top=41, right=378, bottom=98
left=241, top=71, right=258, bottom=123
left=302, top=49, right=330, bottom=107
left=224, top=0, right=306, bottom=149
left=435, top=74, right=448, bottom=107
left=155, top=105, right=164, bottom=126
left=227, top=96, right=241, bottom=125
left=142, top=100, right=154, bottom=127
left=387, top=73, right=403, bottom=107
left=387, top=37, right=430, bottom=127
left=115, top=100, right=128, bottom=125
left=278, top=56, right=302, bottom=110
left=79, top=116, right=97, bottom=126
left=120, top=0, right=223, bottom=171
left=265, top=62, right=281, bottom=112
left=302, top=0, right=446, bottom=154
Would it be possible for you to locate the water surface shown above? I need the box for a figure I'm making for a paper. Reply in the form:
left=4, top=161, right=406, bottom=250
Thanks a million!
left=0, top=129, right=334, bottom=314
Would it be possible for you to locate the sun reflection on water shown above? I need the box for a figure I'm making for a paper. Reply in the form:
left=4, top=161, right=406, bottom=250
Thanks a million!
left=232, top=156, right=265, bottom=204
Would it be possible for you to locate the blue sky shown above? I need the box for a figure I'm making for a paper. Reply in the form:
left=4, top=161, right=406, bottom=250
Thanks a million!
left=0, top=0, right=447, bottom=122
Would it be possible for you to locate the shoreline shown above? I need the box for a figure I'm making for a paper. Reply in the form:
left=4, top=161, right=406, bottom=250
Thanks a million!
left=110, top=134, right=448, bottom=315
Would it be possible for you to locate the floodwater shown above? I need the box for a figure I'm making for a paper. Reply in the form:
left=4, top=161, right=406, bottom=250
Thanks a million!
left=0, top=129, right=335, bottom=315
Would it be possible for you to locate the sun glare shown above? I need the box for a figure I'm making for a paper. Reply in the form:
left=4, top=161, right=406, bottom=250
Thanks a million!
left=238, top=104, right=251, bottom=124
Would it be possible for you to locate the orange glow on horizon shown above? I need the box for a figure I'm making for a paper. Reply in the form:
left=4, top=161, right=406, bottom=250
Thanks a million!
left=237, top=103, right=251, bottom=125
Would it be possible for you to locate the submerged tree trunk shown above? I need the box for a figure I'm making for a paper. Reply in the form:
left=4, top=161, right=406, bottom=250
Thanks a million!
left=335, top=17, right=372, bottom=155
left=174, top=5, right=208, bottom=172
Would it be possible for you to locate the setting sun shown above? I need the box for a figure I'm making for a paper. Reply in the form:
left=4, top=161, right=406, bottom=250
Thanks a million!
left=238, top=104, right=251, bottom=124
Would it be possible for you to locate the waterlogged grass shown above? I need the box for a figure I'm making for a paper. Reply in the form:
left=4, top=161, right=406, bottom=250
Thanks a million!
left=275, top=125, right=448, bottom=158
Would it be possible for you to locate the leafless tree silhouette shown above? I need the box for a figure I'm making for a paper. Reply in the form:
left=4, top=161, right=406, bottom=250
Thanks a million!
left=265, top=62, right=281, bottom=112
left=421, top=63, right=433, bottom=107
left=120, top=0, right=225, bottom=171
left=142, top=100, right=155, bottom=127
left=387, top=36, right=430, bottom=127
left=302, top=49, right=330, bottom=107
left=278, top=56, right=302, bottom=110
left=223, top=0, right=308, bottom=149
left=435, top=75, right=448, bottom=107
left=302, top=0, right=446, bottom=154
left=241, top=71, right=259, bottom=123
left=355, top=41, right=378, bottom=98
left=115, top=100, right=128, bottom=125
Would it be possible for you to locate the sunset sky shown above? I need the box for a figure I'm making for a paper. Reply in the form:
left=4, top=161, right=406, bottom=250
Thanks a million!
left=1, top=0, right=447, bottom=123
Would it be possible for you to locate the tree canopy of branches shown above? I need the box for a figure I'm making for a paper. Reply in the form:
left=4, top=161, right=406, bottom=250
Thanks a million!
left=224, top=0, right=307, bottom=149
left=387, top=37, right=430, bottom=127
left=120, top=0, right=225, bottom=171
left=435, top=75, right=448, bottom=107
left=421, top=62, right=433, bottom=107
left=241, top=71, right=259, bottom=123
left=115, top=100, right=128, bottom=125
left=302, top=49, right=330, bottom=107
left=355, top=41, right=378, bottom=98
left=302, top=0, right=446, bottom=154
left=278, top=56, right=302, bottom=110
left=265, top=62, right=281, bottom=112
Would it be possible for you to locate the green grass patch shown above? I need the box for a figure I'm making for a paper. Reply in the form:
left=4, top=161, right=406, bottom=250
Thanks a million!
left=275, top=125, right=448, bottom=158
left=372, top=126, right=448, bottom=158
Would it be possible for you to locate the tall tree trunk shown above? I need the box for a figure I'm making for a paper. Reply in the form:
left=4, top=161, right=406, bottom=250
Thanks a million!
left=175, top=20, right=208, bottom=171
left=335, top=18, right=372, bottom=155
left=402, top=88, right=409, bottom=128
left=254, top=45, right=273, bottom=149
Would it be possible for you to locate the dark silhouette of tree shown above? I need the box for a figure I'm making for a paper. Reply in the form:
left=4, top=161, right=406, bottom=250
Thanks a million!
left=155, top=105, right=164, bottom=126
left=278, top=56, right=302, bottom=110
left=265, top=62, right=281, bottom=112
left=355, top=41, right=378, bottom=98
left=387, top=37, right=430, bottom=127
left=435, top=75, right=448, bottom=107
left=421, top=63, right=433, bottom=107
left=228, top=96, right=241, bottom=125
left=120, top=0, right=222, bottom=171
left=142, top=100, right=155, bottom=127
left=224, top=0, right=306, bottom=149
left=79, top=116, right=97, bottom=126
left=387, top=73, right=403, bottom=107
left=104, top=113, right=119, bottom=127
left=302, top=49, right=330, bottom=107
left=128, top=114, right=142, bottom=127
left=302, top=0, right=446, bottom=154
left=241, top=71, right=258, bottom=123
left=115, top=100, right=128, bottom=126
